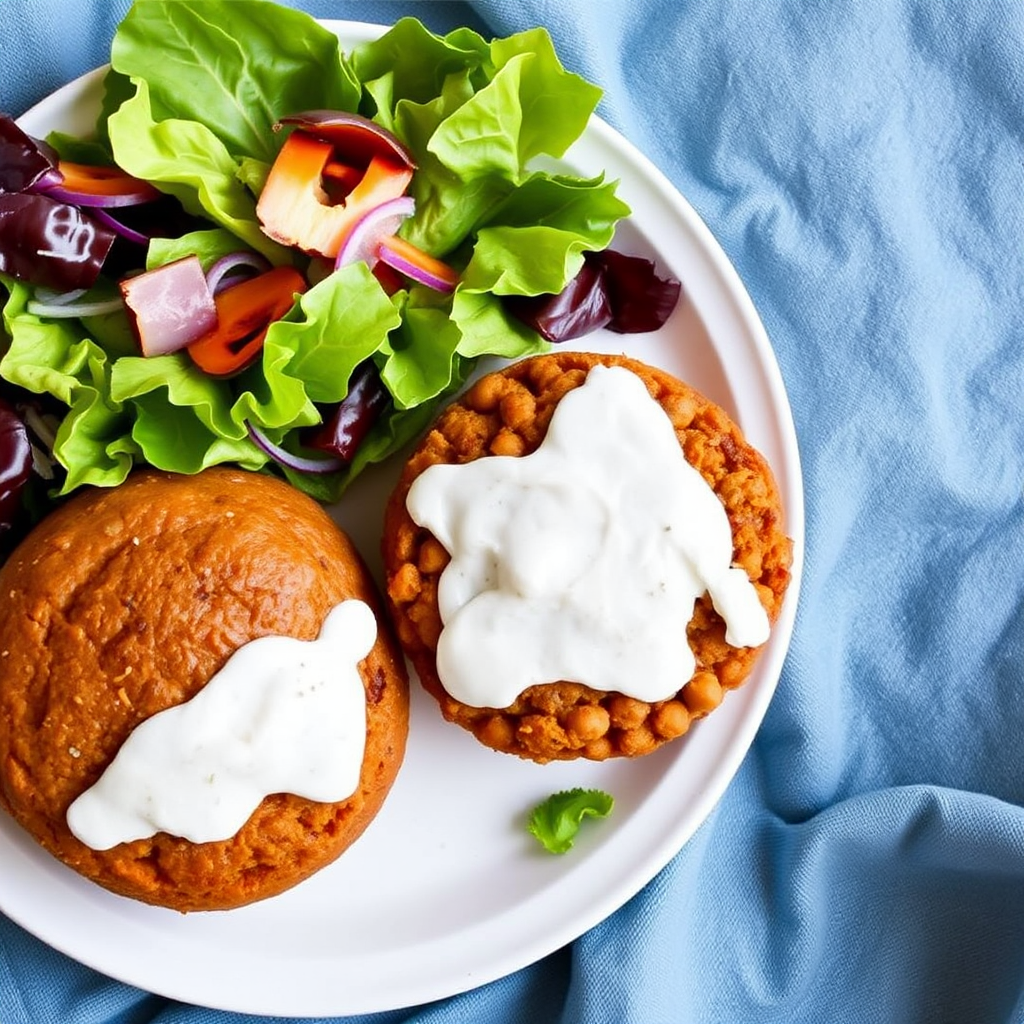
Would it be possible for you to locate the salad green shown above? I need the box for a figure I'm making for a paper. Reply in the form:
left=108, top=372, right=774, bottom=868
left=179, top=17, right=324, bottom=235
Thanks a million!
left=527, top=788, right=615, bottom=854
left=0, top=0, right=632, bottom=502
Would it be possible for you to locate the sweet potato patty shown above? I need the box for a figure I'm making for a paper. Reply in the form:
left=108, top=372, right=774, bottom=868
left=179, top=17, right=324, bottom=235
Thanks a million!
left=0, top=467, right=408, bottom=911
left=382, top=351, right=792, bottom=763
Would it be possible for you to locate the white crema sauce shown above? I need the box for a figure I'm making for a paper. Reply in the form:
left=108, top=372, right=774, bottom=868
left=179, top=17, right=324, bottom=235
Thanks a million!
left=66, top=600, right=377, bottom=851
left=406, top=364, right=770, bottom=709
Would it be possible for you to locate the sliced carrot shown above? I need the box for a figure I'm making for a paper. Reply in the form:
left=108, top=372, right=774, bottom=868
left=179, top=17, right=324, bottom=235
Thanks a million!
left=187, top=266, right=307, bottom=378
left=57, top=160, right=162, bottom=201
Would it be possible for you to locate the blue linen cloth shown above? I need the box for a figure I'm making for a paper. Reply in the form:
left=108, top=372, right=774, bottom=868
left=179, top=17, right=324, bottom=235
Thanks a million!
left=2, top=1, right=1024, bottom=1022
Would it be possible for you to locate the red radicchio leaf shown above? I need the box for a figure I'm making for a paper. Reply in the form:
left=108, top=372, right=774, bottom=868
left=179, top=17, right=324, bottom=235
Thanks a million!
left=504, top=258, right=613, bottom=343
left=301, top=360, right=390, bottom=462
left=505, top=249, right=682, bottom=343
left=0, top=192, right=115, bottom=291
left=0, top=115, right=59, bottom=194
left=0, top=398, right=32, bottom=535
left=586, top=249, right=682, bottom=334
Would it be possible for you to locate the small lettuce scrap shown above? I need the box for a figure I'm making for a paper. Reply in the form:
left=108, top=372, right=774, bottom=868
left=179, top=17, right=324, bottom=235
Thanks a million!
left=527, top=788, right=615, bottom=855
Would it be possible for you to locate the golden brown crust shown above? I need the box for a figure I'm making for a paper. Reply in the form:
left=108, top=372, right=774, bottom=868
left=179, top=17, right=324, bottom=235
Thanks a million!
left=382, top=351, right=791, bottom=763
left=0, top=467, right=409, bottom=911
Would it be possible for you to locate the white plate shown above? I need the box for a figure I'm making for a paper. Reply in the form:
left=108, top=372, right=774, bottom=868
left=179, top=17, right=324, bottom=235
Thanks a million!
left=3, top=20, right=804, bottom=1017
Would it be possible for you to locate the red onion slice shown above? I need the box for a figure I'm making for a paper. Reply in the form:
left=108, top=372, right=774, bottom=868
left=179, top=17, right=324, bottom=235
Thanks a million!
left=205, top=251, right=273, bottom=295
left=30, top=167, right=64, bottom=192
left=91, top=207, right=151, bottom=246
left=377, top=235, right=458, bottom=293
left=119, top=255, right=218, bottom=357
left=37, top=183, right=162, bottom=209
left=334, top=195, right=415, bottom=270
left=245, top=421, right=344, bottom=475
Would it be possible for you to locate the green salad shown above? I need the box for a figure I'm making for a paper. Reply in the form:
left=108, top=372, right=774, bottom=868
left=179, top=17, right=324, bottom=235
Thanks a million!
left=0, top=1, right=674, bottom=516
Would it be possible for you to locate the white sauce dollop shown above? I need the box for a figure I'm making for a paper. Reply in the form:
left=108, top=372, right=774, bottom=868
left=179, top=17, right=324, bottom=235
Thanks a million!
left=406, top=364, right=769, bottom=708
left=66, top=600, right=376, bottom=851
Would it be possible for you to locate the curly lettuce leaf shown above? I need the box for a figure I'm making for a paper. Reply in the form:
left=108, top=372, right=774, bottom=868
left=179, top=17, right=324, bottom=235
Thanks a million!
left=256, top=262, right=401, bottom=410
left=43, top=131, right=114, bottom=166
left=394, top=71, right=513, bottom=256
left=349, top=16, right=492, bottom=132
left=106, top=79, right=287, bottom=262
left=489, top=28, right=600, bottom=166
left=110, top=0, right=359, bottom=163
left=426, top=31, right=601, bottom=185
left=0, top=278, right=135, bottom=492
left=146, top=228, right=249, bottom=272
left=461, top=173, right=630, bottom=296
left=527, top=788, right=615, bottom=855
left=378, top=286, right=463, bottom=409
left=109, top=354, right=244, bottom=440
left=448, top=290, right=546, bottom=360
left=125, top=390, right=263, bottom=475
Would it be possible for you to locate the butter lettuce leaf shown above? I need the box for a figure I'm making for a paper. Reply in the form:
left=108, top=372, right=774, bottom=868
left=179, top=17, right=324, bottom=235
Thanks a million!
left=126, top=390, right=263, bottom=475
left=109, top=353, right=244, bottom=441
left=426, top=30, right=601, bottom=184
left=0, top=278, right=135, bottom=492
left=394, top=71, right=513, bottom=256
left=256, top=262, right=401, bottom=409
left=349, top=16, right=492, bottom=131
left=110, top=0, right=359, bottom=163
left=146, top=228, right=249, bottom=272
left=378, top=287, right=464, bottom=410
left=450, top=290, right=548, bottom=360
left=462, top=173, right=631, bottom=295
left=106, top=80, right=287, bottom=262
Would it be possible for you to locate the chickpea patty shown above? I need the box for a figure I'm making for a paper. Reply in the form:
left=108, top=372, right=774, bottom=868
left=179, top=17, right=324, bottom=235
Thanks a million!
left=0, top=468, right=409, bottom=911
left=382, top=351, right=792, bottom=763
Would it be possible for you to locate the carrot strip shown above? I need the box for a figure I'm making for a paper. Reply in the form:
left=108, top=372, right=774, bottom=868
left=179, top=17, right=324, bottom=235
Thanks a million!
left=57, top=160, right=162, bottom=200
left=187, top=266, right=307, bottom=378
left=378, top=234, right=460, bottom=289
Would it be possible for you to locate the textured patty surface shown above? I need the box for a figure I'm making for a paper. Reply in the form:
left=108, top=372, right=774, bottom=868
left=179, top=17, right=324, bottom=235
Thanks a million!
left=382, top=351, right=792, bottom=763
left=0, top=467, right=408, bottom=911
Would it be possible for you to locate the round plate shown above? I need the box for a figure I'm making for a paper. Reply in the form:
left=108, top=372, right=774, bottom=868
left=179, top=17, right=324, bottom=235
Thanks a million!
left=2, top=20, right=804, bottom=1017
